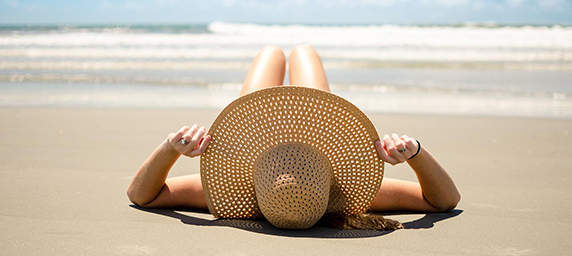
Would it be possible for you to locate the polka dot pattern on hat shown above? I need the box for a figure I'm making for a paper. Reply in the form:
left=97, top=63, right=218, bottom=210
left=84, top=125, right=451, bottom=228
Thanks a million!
left=200, top=86, right=384, bottom=220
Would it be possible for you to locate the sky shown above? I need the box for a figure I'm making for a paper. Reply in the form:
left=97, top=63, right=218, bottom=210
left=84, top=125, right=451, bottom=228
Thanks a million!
left=1, top=0, right=571, bottom=25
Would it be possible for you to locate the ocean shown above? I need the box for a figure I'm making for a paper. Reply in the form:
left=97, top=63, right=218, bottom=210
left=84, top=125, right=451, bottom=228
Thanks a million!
left=1, top=22, right=571, bottom=119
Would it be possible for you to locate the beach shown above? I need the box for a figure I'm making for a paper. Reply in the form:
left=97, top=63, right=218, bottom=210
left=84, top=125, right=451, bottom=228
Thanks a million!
left=1, top=107, right=571, bottom=255
left=1, top=22, right=572, bottom=255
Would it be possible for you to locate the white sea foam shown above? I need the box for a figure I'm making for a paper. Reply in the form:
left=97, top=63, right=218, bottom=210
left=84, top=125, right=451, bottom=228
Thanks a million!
left=207, top=22, right=572, bottom=49
left=0, top=22, right=571, bottom=68
left=0, top=61, right=251, bottom=70
left=1, top=47, right=571, bottom=64
left=2, top=23, right=571, bottom=49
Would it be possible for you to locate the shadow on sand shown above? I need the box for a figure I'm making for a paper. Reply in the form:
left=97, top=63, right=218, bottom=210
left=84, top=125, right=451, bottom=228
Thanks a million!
left=130, top=205, right=463, bottom=238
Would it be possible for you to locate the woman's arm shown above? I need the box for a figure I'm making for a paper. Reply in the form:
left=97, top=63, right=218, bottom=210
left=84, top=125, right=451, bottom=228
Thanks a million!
left=126, top=125, right=211, bottom=208
left=371, top=134, right=461, bottom=212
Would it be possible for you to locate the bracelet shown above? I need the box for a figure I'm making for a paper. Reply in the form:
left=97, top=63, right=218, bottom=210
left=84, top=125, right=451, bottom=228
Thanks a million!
left=407, top=140, right=421, bottom=160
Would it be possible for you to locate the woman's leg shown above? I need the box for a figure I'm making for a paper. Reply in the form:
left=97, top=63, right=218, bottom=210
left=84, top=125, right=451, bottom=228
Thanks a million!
left=288, top=44, right=331, bottom=92
left=240, top=45, right=286, bottom=96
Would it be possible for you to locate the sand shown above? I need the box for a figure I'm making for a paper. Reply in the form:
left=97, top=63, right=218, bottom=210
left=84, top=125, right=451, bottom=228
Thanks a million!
left=1, top=108, right=571, bottom=255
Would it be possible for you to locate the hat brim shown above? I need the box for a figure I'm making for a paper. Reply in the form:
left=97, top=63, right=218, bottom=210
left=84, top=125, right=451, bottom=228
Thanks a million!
left=200, top=86, right=384, bottom=219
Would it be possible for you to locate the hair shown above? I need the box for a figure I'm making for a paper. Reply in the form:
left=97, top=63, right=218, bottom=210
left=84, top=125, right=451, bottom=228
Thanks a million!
left=320, top=213, right=403, bottom=230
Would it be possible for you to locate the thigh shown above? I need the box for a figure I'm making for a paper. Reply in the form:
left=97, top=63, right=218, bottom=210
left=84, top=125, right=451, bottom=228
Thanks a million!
left=240, top=45, right=286, bottom=96
left=288, top=45, right=331, bottom=92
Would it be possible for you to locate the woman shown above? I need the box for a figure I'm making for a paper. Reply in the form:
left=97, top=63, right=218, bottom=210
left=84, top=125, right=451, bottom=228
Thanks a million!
left=127, top=45, right=460, bottom=225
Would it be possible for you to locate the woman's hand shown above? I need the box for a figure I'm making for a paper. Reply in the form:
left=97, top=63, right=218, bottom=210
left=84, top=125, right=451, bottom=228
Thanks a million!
left=167, top=125, right=212, bottom=158
left=371, top=133, right=460, bottom=212
left=127, top=124, right=211, bottom=207
left=375, top=134, right=419, bottom=165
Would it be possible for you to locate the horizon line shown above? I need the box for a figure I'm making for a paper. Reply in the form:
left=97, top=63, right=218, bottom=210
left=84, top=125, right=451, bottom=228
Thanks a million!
left=0, top=21, right=571, bottom=27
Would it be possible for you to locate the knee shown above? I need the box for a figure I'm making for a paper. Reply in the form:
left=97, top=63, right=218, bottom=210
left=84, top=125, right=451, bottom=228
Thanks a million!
left=290, top=44, right=317, bottom=58
left=262, top=44, right=282, bottom=52
left=293, top=44, right=315, bottom=51
left=260, top=45, right=285, bottom=61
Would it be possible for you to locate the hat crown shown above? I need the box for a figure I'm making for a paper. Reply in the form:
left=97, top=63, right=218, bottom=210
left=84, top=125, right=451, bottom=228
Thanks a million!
left=253, top=142, right=332, bottom=229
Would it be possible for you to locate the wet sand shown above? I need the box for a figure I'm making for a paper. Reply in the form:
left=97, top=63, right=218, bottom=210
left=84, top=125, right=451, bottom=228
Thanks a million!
left=1, top=108, right=571, bottom=255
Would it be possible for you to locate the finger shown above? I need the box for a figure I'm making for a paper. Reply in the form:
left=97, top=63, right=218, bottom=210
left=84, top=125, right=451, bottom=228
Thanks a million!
left=173, top=126, right=190, bottom=140
left=375, top=140, right=399, bottom=165
left=402, top=135, right=419, bottom=157
left=181, top=124, right=199, bottom=145
left=188, top=135, right=212, bottom=157
left=392, top=133, right=406, bottom=151
left=192, top=128, right=210, bottom=150
left=183, top=126, right=206, bottom=153
left=383, top=134, right=394, bottom=150
left=185, top=128, right=208, bottom=156
left=382, top=136, right=402, bottom=165
left=170, top=126, right=191, bottom=147
left=192, top=132, right=210, bottom=151
left=384, top=134, right=405, bottom=163
left=400, top=134, right=410, bottom=143
left=399, top=134, right=415, bottom=159
left=391, top=133, right=408, bottom=162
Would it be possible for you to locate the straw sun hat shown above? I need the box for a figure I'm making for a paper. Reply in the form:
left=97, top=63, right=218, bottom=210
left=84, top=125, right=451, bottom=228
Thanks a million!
left=200, top=86, right=385, bottom=229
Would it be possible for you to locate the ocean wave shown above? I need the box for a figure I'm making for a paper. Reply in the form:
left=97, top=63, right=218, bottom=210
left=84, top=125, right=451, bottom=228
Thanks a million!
left=207, top=21, right=572, bottom=48
left=1, top=22, right=571, bottom=49
left=0, top=22, right=571, bottom=70
left=1, top=47, right=571, bottom=63
left=1, top=60, right=570, bottom=71
left=0, top=61, right=252, bottom=70
left=0, top=24, right=210, bottom=35
left=0, top=73, right=218, bottom=86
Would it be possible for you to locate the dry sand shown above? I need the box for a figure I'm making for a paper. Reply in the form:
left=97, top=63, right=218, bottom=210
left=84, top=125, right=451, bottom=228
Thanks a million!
left=1, top=108, right=571, bottom=255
